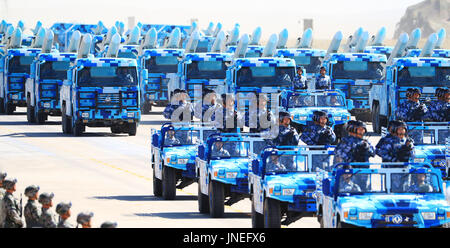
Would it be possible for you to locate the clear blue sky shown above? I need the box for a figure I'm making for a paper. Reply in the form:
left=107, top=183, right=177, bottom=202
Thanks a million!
left=1, top=0, right=424, bottom=39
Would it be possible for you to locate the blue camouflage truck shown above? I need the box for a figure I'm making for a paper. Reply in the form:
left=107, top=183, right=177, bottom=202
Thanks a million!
left=0, top=28, right=42, bottom=114
left=249, top=146, right=335, bottom=228
left=60, top=34, right=140, bottom=136
left=318, top=162, right=450, bottom=228
left=280, top=89, right=353, bottom=140
left=151, top=123, right=217, bottom=200
left=370, top=33, right=450, bottom=133
left=196, top=133, right=269, bottom=217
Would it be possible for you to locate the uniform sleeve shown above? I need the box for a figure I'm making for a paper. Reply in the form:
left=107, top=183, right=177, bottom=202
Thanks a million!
left=375, top=142, right=395, bottom=162
left=5, top=197, right=23, bottom=226
left=300, top=130, right=316, bottom=145
left=163, top=105, right=173, bottom=119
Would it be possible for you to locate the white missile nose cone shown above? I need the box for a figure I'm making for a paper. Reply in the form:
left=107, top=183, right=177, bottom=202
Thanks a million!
left=335, top=31, right=343, bottom=40
left=399, top=33, right=409, bottom=43
left=411, top=28, right=421, bottom=39
left=428, top=33, right=438, bottom=43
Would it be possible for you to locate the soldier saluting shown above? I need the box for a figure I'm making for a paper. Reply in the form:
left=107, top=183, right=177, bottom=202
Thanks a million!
left=2, top=178, right=24, bottom=228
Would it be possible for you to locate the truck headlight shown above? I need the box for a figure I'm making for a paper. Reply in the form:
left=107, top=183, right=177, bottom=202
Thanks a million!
left=299, top=116, right=307, bottom=121
left=127, top=112, right=135, bottom=118
left=43, top=102, right=51, bottom=108
left=226, top=172, right=238, bottom=178
left=81, top=112, right=89, bottom=118
left=421, top=212, right=436, bottom=220
left=12, top=94, right=19, bottom=100
left=177, top=158, right=188, bottom=164
left=358, top=212, right=373, bottom=220
left=334, top=116, right=342, bottom=121
left=282, top=188, right=296, bottom=195
left=414, top=158, right=425, bottom=163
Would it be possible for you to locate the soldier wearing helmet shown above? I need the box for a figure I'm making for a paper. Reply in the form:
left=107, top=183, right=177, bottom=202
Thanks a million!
left=76, top=211, right=94, bottom=228
left=293, top=66, right=307, bottom=90
left=375, top=120, right=414, bottom=163
left=395, top=88, right=428, bottom=122
left=315, top=67, right=331, bottom=90
left=2, top=178, right=23, bottom=228
left=38, top=192, right=57, bottom=228
left=425, top=88, right=449, bottom=122
left=24, top=185, right=41, bottom=228
left=0, top=171, right=7, bottom=228
left=56, top=202, right=73, bottom=228
left=271, top=111, right=300, bottom=146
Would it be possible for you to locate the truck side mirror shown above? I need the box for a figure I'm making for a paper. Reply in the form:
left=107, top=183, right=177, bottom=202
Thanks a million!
left=198, top=145, right=205, bottom=160
left=67, top=70, right=72, bottom=81
left=142, top=69, right=148, bottom=81
left=152, top=133, right=159, bottom=147
left=251, top=160, right=259, bottom=175
left=346, top=99, right=354, bottom=110
left=322, top=178, right=332, bottom=196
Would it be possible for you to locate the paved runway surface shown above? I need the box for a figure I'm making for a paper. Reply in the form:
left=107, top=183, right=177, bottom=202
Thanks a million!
left=0, top=107, right=383, bottom=228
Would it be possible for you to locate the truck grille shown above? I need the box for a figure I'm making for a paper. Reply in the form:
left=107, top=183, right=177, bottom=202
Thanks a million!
left=97, top=93, right=121, bottom=108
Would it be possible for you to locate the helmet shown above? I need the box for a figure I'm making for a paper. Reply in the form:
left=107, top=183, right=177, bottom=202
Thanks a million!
left=100, top=221, right=117, bottom=228
left=56, top=202, right=72, bottom=215
left=38, top=192, right=54, bottom=205
left=3, top=178, right=17, bottom=190
left=392, top=120, right=407, bottom=135
left=77, top=212, right=94, bottom=225
left=0, top=171, right=6, bottom=181
left=406, top=88, right=421, bottom=98
left=24, top=185, right=40, bottom=198
left=436, top=88, right=449, bottom=98
left=279, top=111, right=291, bottom=120
left=346, top=120, right=366, bottom=134
left=312, top=111, right=328, bottom=123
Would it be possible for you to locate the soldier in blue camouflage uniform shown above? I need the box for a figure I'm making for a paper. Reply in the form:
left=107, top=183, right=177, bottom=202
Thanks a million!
left=76, top=211, right=94, bottom=228
left=425, top=88, right=449, bottom=144
left=339, top=171, right=361, bottom=192
left=163, top=89, right=193, bottom=122
left=56, top=202, right=73, bottom=228
left=2, top=178, right=23, bottom=228
left=0, top=171, right=7, bottom=228
left=24, top=185, right=41, bottom=228
left=315, top=67, right=331, bottom=90
left=38, top=192, right=58, bottom=228
left=245, top=94, right=276, bottom=133
left=213, top=93, right=243, bottom=133
left=300, top=111, right=336, bottom=171
left=271, top=111, right=300, bottom=146
left=293, top=66, right=308, bottom=90
left=375, top=120, right=398, bottom=154
left=194, top=88, right=221, bottom=122
left=395, top=88, right=428, bottom=143
left=333, top=120, right=375, bottom=191
left=266, top=155, right=287, bottom=172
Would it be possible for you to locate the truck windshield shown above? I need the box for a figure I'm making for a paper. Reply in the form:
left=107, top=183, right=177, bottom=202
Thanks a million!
left=288, top=94, right=345, bottom=107
left=338, top=173, right=387, bottom=193
left=77, top=66, right=138, bottom=87
left=397, top=66, right=450, bottom=87
left=390, top=173, right=440, bottom=193
left=236, top=66, right=295, bottom=88
left=163, top=129, right=200, bottom=146
left=290, top=56, right=323, bottom=74
left=40, top=61, right=70, bottom=80
left=332, top=61, right=384, bottom=80
left=210, top=141, right=249, bottom=159
left=8, top=56, right=34, bottom=74
left=145, top=56, right=179, bottom=74
left=406, top=128, right=448, bottom=145
left=118, top=51, right=138, bottom=59
left=265, top=154, right=308, bottom=174
left=186, top=60, right=226, bottom=80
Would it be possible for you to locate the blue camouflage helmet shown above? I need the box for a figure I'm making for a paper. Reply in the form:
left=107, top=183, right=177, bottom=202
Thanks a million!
left=24, top=185, right=40, bottom=197
left=406, top=88, right=421, bottom=98
left=38, top=192, right=54, bottom=205
left=279, top=111, right=291, bottom=120
left=436, top=88, right=448, bottom=98
left=312, top=110, right=328, bottom=122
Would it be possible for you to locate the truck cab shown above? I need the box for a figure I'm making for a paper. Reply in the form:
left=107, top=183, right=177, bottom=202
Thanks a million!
left=249, top=146, right=334, bottom=228
left=318, top=162, right=450, bottom=228
left=196, top=133, right=269, bottom=218
left=151, top=122, right=217, bottom=200
left=60, top=33, right=141, bottom=136
left=280, top=89, right=353, bottom=139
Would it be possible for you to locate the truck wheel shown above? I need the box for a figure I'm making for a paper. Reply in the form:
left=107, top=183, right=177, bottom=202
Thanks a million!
left=5, top=103, right=14, bottom=115
left=208, top=180, right=224, bottom=218
left=72, top=121, right=84, bottom=137
left=27, top=101, right=35, bottom=124
left=372, top=103, right=381, bottom=134
left=252, top=196, right=264, bottom=228
left=62, top=107, right=72, bottom=134
left=198, top=181, right=210, bottom=213
left=141, top=102, right=151, bottom=114
left=162, top=166, right=176, bottom=200
left=111, top=125, right=122, bottom=134
left=264, top=197, right=281, bottom=228
left=153, top=165, right=162, bottom=197
left=128, top=123, right=137, bottom=136
left=0, top=98, right=4, bottom=113
left=36, top=111, right=46, bottom=124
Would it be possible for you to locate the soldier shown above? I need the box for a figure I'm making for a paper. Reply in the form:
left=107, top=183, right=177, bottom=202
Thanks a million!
left=375, top=120, right=398, bottom=155
left=266, top=154, right=287, bottom=172
left=338, top=171, right=361, bottom=192
left=407, top=174, right=433, bottom=193
left=213, top=93, right=242, bottom=133
left=211, top=141, right=231, bottom=157
left=194, top=88, right=221, bottom=122
left=375, top=121, right=414, bottom=163
left=333, top=120, right=375, bottom=191
left=395, top=88, right=428, bottom=143
left=163, top=89, right=193, bottom=121
left=271, top=111, right=300, bottom=146
left=0, top=171, right=7, bottom=228
left=164, top=129, right=181, bottom=146
left=425, top=88, right=449, bottom=122
left=246, top=94, right=276, bottom=133
left=56, top=202, right=73, bottom=228
left=38, top=192, right=57, bottom=228
left=100, top=221, right=117, bottom=228
left=315, top=67, right=331, bottom=90
left=24, top=185, right=41, bottom=228
left=2, top=178, right=23, bottom=228
left=76, top=211, right=94, bottom=228
left=293, top=67, right=308, bottom=90
left=300, top=111, right=336, bottom=170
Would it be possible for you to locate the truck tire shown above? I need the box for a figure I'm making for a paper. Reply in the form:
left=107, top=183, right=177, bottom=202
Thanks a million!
left=208, top=180, right=224, bottom=218
left=62, top=107, right=72, bottom=134
left=153, top=165, right=162, bottom=197
left=5, top=102, right=14, bottom=115
left=128, top=123, right=137, bottom=136
left=141, top=102, right=151, bottom=114
left=72, top=121, right=84, bottom=137
left=264, top=197, right=281, bottom=228
left=162, top=165, right=176, bottom=200
left=252, top=196, right=264, bottom=228
left=111, top=125, right=122, bottom=134
left=0, top=98, right=4, bottom=113
left=36, top=111, right=46, bottom=124
left=27, top=101, right=35, bottom=124
left=372, top=103, right=381, bottom=134
left=198, top=181, right=209, bottom=214
left=355, top=112, right=371, bottom=122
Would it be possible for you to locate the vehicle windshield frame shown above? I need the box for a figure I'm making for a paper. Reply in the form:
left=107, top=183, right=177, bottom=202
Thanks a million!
left=397, top=66, right=450, bottom=87
left=145, top=56, right=179, bottom=74
left=332, top=61, right=385, bottom=80
left=264, top=154, right=309, bottom=175
left=209, top=140, right=250, bottom=159
left=8, top=55, right=34, bottom=74
left=288, top=94, right=346, bottom=108
left=39, top=60, right=71, bottom=80
left=163, top=129, right=201, bottom=147
left=236, top=66, right=295, bottom=88
left=76, top=66, right=138, bottom=87
left=186, top=60, right=227, bottom=80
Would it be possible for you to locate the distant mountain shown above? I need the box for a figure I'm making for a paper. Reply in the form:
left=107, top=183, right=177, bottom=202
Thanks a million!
left=394, top=0, right=450, bottom=38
